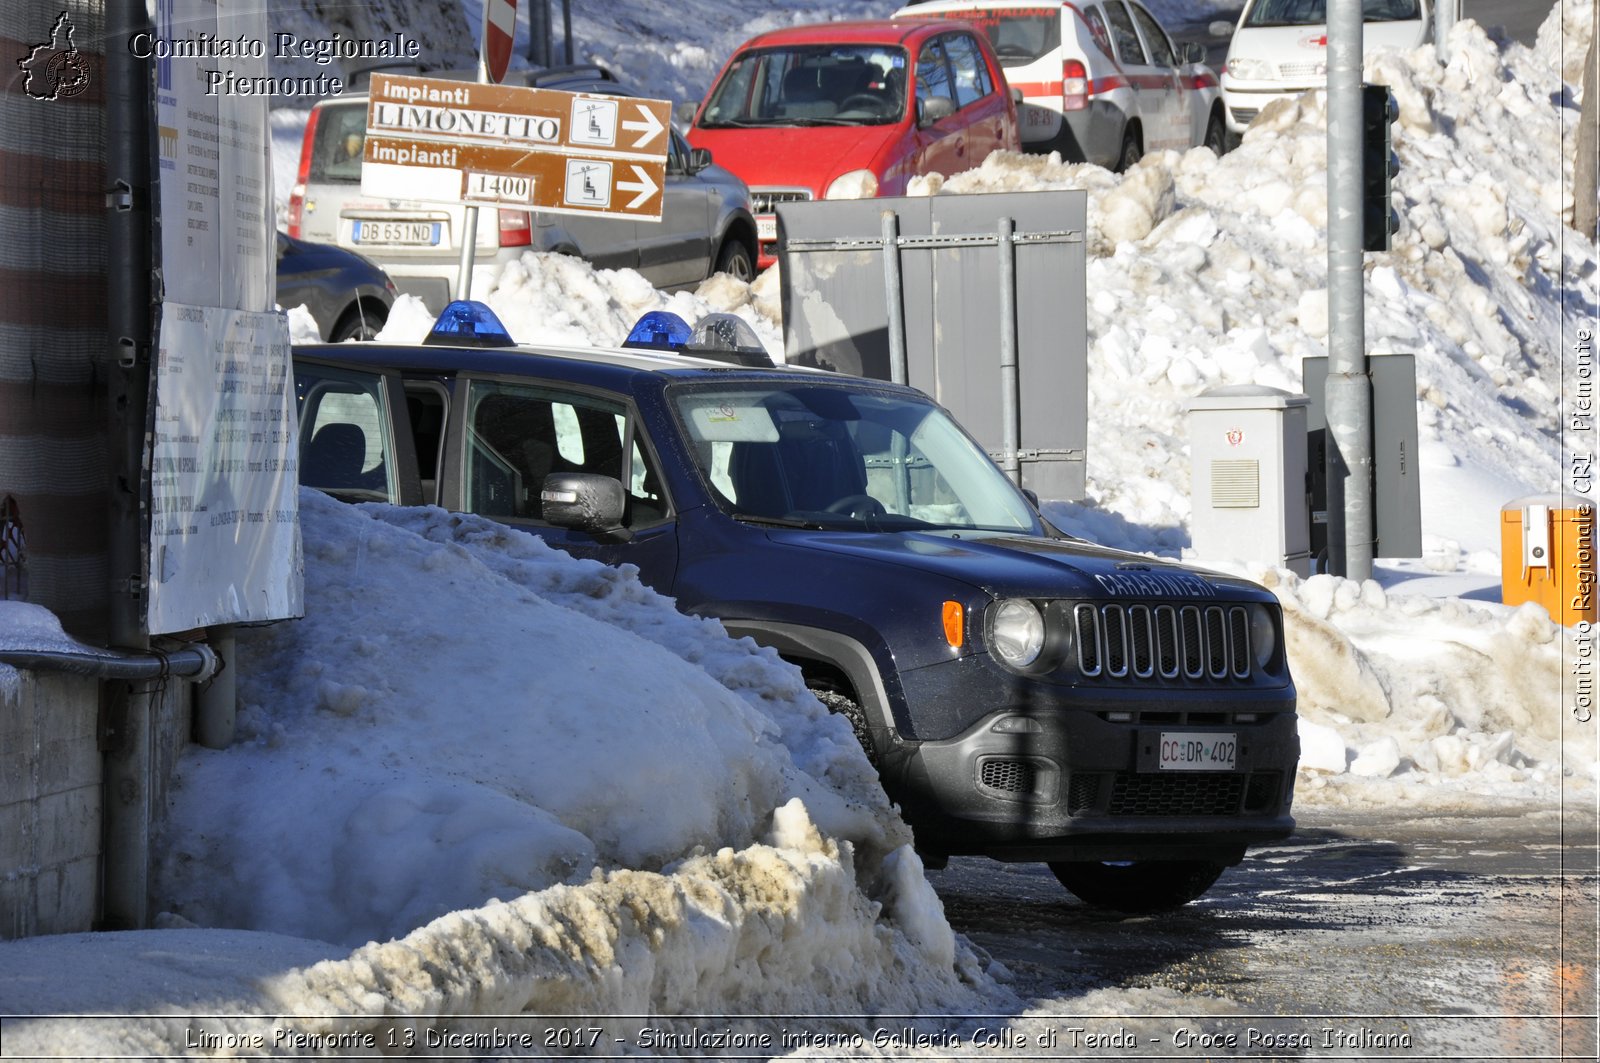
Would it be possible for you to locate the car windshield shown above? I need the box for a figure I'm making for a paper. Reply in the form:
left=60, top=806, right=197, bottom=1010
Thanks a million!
left=1242, top=0, right=1420, bottom=26
left=699, top=44, right=910, bottom=127
left=922, top=9, right=1062, bottom=67
left=671, top=382, right=1040, bottom=533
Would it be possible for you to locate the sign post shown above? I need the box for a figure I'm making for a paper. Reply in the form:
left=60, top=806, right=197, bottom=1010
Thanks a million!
left=457, top=0, right=517, bottom=300
left=363, top=73, right=672, bottom=230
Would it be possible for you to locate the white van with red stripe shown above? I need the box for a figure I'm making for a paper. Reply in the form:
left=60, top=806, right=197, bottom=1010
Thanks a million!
left=896, top=0, right=1224, bottom=170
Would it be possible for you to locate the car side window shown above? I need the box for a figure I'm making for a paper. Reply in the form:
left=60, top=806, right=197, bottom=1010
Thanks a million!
left=1103, top=2, right=1149, bottom=67
left=1129, top=3, right=1177, bottom=68
left=942, top=34, right=993, bottom=108
left=1083, top=8, right=1115, bottom=61
left=463, top=379, right=666, bottom=528
left=295, top=364, right=398, bottom=503
left=915, top=38, right=955, bottom=106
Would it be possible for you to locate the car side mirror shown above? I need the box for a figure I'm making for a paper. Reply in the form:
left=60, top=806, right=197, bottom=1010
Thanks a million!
left=686, top=146, right=713, bottom=174
left=1179, top=42, right=1205, bottom=65
left=1208, top=20, right=1235, bottom=38
left=1022, top=487, right=1040, bottom=509
left=1010, top=86, right=1024, bottom=105
left=673, top=100, right=699, bottom=126
left=541, top=472, right=630, bottom=539
left=917, top=95, right=956, bottom=127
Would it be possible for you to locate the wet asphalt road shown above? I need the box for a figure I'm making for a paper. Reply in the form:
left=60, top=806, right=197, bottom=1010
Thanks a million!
left=925, top=807, right=1598, bottom=1059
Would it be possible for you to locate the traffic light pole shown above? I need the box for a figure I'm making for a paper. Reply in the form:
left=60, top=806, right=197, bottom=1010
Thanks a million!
left=1325, top=0, right=1374, bottom=581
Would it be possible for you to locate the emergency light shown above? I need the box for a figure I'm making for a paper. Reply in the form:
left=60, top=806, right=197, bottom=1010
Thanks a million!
left=424, top=301, right=516, bottom=348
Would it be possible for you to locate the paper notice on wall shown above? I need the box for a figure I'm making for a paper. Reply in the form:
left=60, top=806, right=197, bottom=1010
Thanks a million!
left=146, top=305, right=303, bottom=634
left=151, top=0, right=273, bottom=311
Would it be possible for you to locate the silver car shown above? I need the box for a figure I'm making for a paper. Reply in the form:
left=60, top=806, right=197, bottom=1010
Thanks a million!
left=287, top=66, right=760, bottom=312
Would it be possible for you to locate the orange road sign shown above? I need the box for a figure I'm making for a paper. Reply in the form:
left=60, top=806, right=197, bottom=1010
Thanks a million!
left=362, top=73, right=672, bottom=222
left=362, top=134, right=668, bottom=220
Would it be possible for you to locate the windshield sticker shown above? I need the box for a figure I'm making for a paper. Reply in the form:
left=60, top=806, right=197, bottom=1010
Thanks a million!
left=684, top=400, right=779, bottom=443
left=1094, top=572, right=1218, bottom=598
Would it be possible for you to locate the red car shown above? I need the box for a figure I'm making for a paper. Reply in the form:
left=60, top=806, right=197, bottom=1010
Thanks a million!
left=686, top=19, right=1020, bottom=268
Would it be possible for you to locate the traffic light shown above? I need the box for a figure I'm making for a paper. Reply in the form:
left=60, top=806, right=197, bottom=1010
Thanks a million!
left=1361, top=84, right=1401, bottom=252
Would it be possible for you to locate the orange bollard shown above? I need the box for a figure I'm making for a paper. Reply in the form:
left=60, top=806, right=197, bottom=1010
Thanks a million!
left=1501, top=495, right=1597, bottom=625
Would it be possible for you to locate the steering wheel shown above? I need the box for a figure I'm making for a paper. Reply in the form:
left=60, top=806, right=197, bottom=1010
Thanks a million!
left=825, top=494, right=887, bottom=518
left=838, top=93, right=885, bottom=113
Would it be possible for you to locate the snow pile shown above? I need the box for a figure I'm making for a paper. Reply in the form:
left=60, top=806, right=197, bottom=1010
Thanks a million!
left=374, top=250, right=787, bottom=357
left=923, top=15, right=1588, bottom=557
left=155, top=490, right=924, bottom=946
left=5, top=800, right=983, bottom=1056
left=1213, top=563, right=1599, bottom=801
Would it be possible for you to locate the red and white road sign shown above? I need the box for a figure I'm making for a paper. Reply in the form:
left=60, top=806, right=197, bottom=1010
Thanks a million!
left=482, top=0, right=516, bottom=84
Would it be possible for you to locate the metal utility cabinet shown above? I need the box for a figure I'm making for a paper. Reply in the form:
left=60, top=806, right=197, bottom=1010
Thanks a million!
left=1187, top=385, right=1312, bottom=575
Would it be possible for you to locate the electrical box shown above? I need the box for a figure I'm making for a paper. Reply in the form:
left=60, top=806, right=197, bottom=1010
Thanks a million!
left=1501, top=495, right=1596, bottom=625
left=1302, top=354, right=1422, bottom=563
left=1186, top=385, right=1311, bottom=575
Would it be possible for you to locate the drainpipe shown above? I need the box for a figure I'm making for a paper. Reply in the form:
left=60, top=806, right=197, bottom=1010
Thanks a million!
left=104, top=0, right=155, bottom=932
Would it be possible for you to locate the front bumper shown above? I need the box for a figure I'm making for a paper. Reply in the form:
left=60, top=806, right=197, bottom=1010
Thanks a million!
left=880, top=686, right=1298, bottom=863
left=1219, top=81, right=1321, bottom=134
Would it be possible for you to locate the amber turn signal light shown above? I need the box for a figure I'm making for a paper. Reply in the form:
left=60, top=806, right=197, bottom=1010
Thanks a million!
left=942, top=600, right=964, bottom=648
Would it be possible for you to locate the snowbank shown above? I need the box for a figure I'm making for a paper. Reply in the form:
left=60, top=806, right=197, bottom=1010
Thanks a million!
left=155, top=490, right=923, bottom=945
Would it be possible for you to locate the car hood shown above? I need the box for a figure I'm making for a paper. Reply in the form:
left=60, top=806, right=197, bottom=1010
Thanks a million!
left=767, top=527, right=1267, bottom=602
left=1230, top=21, right=1428, bottom=70
left=689, top=123, right=896, bottom=192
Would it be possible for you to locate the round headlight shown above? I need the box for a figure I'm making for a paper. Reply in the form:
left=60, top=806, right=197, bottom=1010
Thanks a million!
left=1225, top=57, right=1273, bottom=81
left=1249, top=604, right=1278, bottom=669
left=824, top=169, right=878, bottom=200
left=991, top=599, right=1045, bottom=669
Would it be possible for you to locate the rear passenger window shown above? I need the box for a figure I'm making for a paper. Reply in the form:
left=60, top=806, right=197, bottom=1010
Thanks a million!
left=1083, top=9, right=1115, bottom=61
left=1130, top=4, right=1177, bottom=68
left=463, top=380, right=667, bottom=527
left=295, top=365, right=398, bottom=503
left=1103, top=2, right=1148, bottom=66
left=943, top=34, right=993, bottom=107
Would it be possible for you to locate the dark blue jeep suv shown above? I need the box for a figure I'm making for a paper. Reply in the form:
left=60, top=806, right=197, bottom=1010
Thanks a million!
left=292, top=305, right=1298, bottom=911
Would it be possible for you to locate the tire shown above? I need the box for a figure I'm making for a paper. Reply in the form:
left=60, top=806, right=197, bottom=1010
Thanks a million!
left=1049, top=859, right=1226, bottom=912
left=329, top=302, right=387, bottom=342
left=1203, top=111, right=1227, bottom=156
left=1114, top=125, right=1142, bottom=173
left=714, top=238, right=756, bottom=282
left=812, top=689, right=877, bottom=766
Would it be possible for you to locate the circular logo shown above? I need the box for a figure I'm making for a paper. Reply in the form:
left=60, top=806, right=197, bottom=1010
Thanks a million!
left=46, top=50, right=90, bottom=98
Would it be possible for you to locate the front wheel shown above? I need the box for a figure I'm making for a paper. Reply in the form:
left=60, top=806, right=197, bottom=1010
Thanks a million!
left=1049, top=859, right=1226, bottom=912
left=812, top=689, right=877, bottom=767
left=1203, top=112, right=1227, bottom=156
left=714, top=238, right=755, bottom=282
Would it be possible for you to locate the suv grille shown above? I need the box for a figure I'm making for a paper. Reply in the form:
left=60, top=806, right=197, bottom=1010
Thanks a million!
left=750, top=188, right=813, bottom=214
left=1108, top=773, right=1246, bottom=816
left=1072, top=603, right=1253, bottom=681
left=1069, top=772, right=1283, bottom=817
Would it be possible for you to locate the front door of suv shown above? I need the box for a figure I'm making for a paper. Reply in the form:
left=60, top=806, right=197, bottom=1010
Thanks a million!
left=444, top=375, right=680, bottom=591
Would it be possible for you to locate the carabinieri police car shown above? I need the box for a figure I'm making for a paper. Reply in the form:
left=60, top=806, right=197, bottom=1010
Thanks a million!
left=293, top=301, right=1298, bottom=911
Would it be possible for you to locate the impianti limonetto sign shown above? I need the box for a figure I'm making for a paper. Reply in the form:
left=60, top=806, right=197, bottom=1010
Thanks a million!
left=361, top=73, right=673, bottom=221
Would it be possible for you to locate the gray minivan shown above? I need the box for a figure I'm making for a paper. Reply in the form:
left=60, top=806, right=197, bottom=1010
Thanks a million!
left=287, top=66, right=760, bottom=312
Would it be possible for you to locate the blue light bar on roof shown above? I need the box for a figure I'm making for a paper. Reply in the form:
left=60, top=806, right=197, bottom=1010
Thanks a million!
left=424, top=300, right=516, bottom=348
left=622, top=310, right=692, bottom=351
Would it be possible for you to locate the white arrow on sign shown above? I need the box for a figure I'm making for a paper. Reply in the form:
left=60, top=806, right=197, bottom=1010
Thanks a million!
left=621, top=105, right=664, bottom=149
left=617, top=165, right=658, bottom=210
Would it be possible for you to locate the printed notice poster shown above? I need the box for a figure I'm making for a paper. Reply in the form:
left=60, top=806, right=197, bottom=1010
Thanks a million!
left=146, top=0, right=299, bottom=631
left=147, top=306, right=302, bottom=634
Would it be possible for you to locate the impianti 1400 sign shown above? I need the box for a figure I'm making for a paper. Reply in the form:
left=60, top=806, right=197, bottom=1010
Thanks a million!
left=360, top=72, right=671, bottom=222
